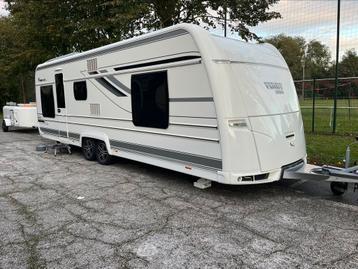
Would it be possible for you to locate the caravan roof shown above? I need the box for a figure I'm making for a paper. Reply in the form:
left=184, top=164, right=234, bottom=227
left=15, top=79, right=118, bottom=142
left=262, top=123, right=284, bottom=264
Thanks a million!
left=37, top=24, right=286, bottom=71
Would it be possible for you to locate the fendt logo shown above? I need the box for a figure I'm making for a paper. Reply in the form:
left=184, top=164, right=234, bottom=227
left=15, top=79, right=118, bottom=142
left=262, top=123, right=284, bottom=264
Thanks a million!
left=264, top=82, right=284, bottom=94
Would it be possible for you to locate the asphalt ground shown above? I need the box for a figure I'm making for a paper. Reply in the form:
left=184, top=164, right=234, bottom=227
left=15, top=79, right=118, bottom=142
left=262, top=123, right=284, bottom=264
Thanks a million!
left=0, top=129, right=357, bottom=268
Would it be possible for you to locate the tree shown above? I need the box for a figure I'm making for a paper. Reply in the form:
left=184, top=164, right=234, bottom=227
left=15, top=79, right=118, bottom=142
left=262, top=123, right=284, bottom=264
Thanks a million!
left=108, top=0, right=281, bottom=41
left=1, top=0, right=281, bottom=106
left=1, top=0, right=143, bottom=105
left=265, top=35, right=331, bottom=80
left=305, top=40, right=331, bottom=79
left=339, top=49, right=358, bottom=77
left=0, top=16, right=36, bottom=104
left=264, top=34, right=306, bottom=80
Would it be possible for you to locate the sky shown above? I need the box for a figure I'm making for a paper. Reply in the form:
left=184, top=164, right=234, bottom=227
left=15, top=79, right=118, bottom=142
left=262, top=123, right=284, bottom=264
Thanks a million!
left=242, top=0, right=358, bottom=57
left=1, top=0, right=357, bottom=57
left=0, top=0, right=8, bottom=17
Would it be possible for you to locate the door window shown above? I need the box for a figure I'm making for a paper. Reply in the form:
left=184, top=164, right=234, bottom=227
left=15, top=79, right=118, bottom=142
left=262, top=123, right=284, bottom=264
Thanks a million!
left=55, top=73, right=66, bottom=108
left=40, top=85, right=55, bottom=118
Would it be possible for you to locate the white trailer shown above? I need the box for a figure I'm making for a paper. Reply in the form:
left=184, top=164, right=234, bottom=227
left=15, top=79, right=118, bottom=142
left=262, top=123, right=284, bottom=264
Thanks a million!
left=2, top=102, right=38, bottom=132
left=35, top=23, right=306, bottom=185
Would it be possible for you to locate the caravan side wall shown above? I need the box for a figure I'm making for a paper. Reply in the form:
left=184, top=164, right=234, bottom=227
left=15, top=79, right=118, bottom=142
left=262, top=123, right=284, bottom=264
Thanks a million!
left=35, top=29, right=223, bottom=181
left=35, top=24, right=306, bottom=185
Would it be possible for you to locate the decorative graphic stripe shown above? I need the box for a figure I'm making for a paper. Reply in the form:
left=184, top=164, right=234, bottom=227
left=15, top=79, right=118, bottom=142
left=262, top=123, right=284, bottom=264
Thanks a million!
left=40, top=127, right=58, bottom=135
left=113, top=55, right=201, bottom=71
left=37, top=29, right=190, bottom=70
left=69, top=132, right=80, bottom=140
left=40, top=127, right=80, bottom=141
left=169, top=97, right=213, bottom=102
left=59, top=130, right=67, bottom=137
left=110, top=139, right=222, bottom=170
left=95, top=77, right=126, bottom=97
left=39, top=127, right=220, bottom=169
left=106, top=76, right=131, bottom=94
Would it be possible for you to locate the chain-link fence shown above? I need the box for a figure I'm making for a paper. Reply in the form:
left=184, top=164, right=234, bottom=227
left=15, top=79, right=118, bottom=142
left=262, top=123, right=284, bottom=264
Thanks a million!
left=295, top=77, right=358, bottom=135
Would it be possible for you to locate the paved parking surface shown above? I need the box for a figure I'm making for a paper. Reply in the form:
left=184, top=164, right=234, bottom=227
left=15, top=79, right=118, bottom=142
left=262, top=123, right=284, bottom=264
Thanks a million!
left=0, top=130, right=357, bottom=268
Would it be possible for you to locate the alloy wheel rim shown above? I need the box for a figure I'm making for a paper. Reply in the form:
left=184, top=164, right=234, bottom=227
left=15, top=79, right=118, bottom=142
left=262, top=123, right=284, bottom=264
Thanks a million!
left=84, top=140, right=94, bottom=158
left=97, top=144, right=108, bottom=161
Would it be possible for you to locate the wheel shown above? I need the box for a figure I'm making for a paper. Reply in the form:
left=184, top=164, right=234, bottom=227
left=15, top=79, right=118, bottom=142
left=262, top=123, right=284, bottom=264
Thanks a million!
left=2, top=120, right=9, bottom=132
left=330, top=182, right=348, bottom=196
left=82, top=138, right=96, bottom=161
left=96, top=141, right=113, bottom=165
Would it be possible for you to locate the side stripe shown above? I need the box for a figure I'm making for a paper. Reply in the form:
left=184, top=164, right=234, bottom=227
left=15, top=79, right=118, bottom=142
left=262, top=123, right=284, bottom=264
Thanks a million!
left=110, top=139, right=222, bottom=170
left=40, top=127, right=58, bottom=135
left=106, top=76, right=131, bottom=94
left=113, top=55, right=201, bottom=71
left=69, top=132, right=80, bottom=140
left=39, top=127, right=221, bottom=170
left=169, top=97, right=213, bottom=102
left=37, top=29, right=190, bottom=70
left=95, top=77, right=126, bottom=97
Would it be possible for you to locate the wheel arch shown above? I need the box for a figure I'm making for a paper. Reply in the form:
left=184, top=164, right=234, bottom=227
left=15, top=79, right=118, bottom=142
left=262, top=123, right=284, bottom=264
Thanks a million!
left=80, top=132, right=111, bottom=152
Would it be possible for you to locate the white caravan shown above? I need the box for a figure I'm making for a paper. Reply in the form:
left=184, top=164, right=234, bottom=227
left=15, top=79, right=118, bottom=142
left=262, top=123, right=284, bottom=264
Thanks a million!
left=35, top=23, right=306, bottom=185
left=2, top=102, right=38, bottom=132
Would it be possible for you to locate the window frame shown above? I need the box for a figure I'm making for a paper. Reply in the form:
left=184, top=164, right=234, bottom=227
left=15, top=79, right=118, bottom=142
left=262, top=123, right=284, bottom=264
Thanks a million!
left=55, top=73, right=66, bottom=108
left=73, top=81, right=88, bottom=101
left=40, top=85, right=55, bottom=118
left=131, top=70, right=169, bottom=129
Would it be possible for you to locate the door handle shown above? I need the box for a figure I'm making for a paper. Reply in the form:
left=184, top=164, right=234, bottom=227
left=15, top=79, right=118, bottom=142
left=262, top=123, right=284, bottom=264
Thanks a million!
left=57, top=108, right=61, bottom=113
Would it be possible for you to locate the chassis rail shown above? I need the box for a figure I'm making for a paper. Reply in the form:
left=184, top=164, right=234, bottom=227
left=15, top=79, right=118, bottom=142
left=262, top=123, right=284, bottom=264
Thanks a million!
left=283, top=165, right=358, bottom=195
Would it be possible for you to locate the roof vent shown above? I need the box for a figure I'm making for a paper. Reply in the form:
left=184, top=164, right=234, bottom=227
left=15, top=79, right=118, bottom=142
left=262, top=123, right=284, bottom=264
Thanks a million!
left=87, top=58, right=97, bottom=72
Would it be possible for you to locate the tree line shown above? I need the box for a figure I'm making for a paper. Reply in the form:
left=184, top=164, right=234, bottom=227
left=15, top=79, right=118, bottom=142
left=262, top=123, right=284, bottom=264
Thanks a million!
left=1, top=0, right=357, bottom=107
left=264, top=34, right=358, bottom=81
left=0, top=0, right=280, bottom=106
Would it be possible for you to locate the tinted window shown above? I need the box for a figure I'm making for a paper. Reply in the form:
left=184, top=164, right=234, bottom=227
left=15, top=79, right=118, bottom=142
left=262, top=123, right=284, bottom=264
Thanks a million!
left=74, top=81, right=87, bottom=100
left=131, top=71, right=169, bottom=129
left=40, top=85, right=55, bottom=118
left=55, top=73, right=65, bottom=108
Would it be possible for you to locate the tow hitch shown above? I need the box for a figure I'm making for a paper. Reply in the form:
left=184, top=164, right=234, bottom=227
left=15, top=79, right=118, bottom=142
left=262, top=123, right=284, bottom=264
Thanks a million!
left=283, top=137, right=358, bottom=196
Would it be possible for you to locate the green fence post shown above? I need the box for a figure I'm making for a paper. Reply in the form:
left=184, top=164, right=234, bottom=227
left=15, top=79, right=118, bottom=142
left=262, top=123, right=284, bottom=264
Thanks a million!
left=348, top=86, right=351, bottom=121
left=312, top=78, right=316, bottom=133
left=332, top=0, right=341, bottom=133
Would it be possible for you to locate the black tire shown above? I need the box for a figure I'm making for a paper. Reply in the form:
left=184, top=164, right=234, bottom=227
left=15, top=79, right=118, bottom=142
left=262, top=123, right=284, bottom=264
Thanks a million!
left=82, top=138, right=96, bottom=161
left=96, top=141, right=113, bottom=165
left=330, top=182, right=348, bottom=196
left=2, top=120, right=9, bottom=132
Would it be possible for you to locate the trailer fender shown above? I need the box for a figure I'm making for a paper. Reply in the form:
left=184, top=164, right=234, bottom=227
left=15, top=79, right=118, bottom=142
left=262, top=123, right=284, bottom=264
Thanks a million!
left=3, top=118, right=12, bottom=127
left=80, top=132, right=112, bottom=153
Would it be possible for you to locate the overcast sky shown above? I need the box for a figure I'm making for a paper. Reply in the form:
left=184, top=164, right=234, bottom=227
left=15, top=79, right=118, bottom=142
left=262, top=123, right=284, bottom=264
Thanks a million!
left=211, top=0, right=358, bottom=57
left=0, top=0, right=8, bottom=17
left=1, top=0, right=357, bottom=56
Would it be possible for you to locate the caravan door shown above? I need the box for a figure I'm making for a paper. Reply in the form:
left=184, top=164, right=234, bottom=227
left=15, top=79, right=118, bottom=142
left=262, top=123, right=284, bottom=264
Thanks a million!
left=54, top=73, right=68, bottom=138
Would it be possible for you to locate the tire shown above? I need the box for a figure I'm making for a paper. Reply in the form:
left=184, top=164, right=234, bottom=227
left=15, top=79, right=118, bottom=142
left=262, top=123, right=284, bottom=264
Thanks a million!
left=96, top=141, right=113, bottom=165
left=82, top=138, right=96, bottom=161
left=2, top=120, right=9, bottom=132
left=330, top=182, right=348, bottom=196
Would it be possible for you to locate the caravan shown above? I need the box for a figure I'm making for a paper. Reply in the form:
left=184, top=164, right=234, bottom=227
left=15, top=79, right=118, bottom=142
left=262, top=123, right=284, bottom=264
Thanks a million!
left=35, top=23, right=306, bottom=185
left=2, top=102, right=38, bottom=132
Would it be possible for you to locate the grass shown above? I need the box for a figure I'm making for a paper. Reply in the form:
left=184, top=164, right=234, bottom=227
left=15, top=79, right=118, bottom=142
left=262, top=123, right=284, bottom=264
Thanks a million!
left=305, top=133, right=358, bottom=166
left=300, top=98, right=358, bottom=135
left=301, top=98, right=358, bottom=166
